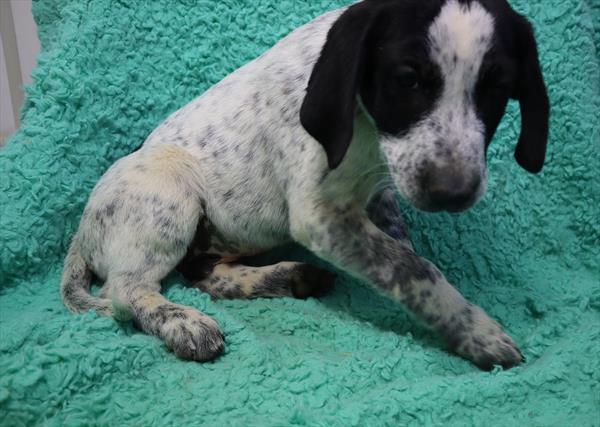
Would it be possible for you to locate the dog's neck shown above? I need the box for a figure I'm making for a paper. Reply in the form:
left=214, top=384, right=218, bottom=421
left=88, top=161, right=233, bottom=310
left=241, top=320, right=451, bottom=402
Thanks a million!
left=319, top=111, right=390, bottom=209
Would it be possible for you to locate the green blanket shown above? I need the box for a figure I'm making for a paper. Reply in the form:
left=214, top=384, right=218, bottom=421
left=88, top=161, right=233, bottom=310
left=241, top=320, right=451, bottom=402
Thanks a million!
left=1, top=0, right=599, bottom=425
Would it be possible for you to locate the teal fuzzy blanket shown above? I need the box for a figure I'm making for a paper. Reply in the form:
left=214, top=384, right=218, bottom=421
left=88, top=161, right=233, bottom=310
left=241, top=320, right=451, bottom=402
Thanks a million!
left=1, top=0, right=599, bottom=425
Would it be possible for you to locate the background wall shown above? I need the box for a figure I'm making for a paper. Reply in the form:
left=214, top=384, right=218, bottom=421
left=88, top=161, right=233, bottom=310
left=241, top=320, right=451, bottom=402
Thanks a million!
left=1, top=0, right=40, bottom=146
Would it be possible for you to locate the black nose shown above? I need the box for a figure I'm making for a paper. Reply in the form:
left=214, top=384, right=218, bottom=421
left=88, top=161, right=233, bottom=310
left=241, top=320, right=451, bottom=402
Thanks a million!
left=421, top=167, right=481, bottom=212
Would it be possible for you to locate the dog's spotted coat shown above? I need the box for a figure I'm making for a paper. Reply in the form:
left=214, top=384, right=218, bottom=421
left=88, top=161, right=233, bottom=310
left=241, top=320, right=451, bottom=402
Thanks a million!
left=62, top=0, right=549, bottom=369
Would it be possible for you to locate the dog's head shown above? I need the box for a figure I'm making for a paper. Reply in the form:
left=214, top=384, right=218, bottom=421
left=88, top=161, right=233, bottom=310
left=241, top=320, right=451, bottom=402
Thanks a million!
left=301, top=0, right=550, bottom=212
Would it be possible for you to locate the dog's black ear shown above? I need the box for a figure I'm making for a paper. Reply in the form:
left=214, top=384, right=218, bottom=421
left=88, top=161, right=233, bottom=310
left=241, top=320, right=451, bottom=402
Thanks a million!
left=300, top=3, right=380, bottom=169
left=511, top=14, right=550, bottom=173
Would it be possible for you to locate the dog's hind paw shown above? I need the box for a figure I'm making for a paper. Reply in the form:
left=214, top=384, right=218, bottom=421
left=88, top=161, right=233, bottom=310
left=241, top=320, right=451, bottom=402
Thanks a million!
left=160, top=310, right=225, bottom=362
left=291, top=265, right=336, bottom=299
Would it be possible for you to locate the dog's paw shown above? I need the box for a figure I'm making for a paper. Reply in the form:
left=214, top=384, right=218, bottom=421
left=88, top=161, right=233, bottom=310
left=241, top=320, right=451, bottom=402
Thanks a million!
left=445, top=305, right=523, bottom=370
left=160, top=310, right=225, bottom=362
left=291, top=265, right=336, bottom=299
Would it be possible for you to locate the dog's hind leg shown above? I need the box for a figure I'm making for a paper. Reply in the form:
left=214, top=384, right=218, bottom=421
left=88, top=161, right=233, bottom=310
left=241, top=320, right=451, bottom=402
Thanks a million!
left=109, top=273, right=224, bottom=361
left=85, top=145, right=224, bottom=361
left=104, top=208, right=226, bottom=362
left=189, top=261, right=336, bottom=300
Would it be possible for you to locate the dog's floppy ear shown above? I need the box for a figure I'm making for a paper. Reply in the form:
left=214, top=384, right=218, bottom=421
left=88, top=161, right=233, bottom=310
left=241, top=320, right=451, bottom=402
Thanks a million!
left=511, top=14, right=550, bottom=174
left=300, top=3, right=380, bottom=169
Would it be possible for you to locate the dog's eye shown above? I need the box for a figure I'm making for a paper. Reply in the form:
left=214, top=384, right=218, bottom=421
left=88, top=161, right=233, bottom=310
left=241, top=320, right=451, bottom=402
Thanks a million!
left=396, top=66, right=419, bottom=89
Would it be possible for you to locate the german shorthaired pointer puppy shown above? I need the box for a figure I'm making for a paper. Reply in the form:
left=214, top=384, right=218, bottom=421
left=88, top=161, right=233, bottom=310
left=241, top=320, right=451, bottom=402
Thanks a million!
left=62, top=0, right=549, bottom=370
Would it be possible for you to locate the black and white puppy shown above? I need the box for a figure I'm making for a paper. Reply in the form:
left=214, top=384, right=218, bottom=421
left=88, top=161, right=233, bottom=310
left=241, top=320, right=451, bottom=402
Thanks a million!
left=62, top=0, right=549, bottom=370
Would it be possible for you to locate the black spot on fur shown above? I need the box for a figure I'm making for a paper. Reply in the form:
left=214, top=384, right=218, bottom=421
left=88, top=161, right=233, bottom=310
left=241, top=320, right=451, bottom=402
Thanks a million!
left=223, top=189, right=234, bottom=200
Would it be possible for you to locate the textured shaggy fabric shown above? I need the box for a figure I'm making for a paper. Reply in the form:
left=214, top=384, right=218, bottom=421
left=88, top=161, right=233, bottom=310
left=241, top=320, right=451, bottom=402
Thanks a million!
left=1, top=0, right=599, bottom=425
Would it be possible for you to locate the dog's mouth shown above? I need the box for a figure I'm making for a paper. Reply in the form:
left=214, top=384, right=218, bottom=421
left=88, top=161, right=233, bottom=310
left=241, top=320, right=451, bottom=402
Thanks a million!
left=411, top=193, right=479, bottom=213
left=402, top=178, right=485, bottom=214
left=403, top=164, right=488, bottom=213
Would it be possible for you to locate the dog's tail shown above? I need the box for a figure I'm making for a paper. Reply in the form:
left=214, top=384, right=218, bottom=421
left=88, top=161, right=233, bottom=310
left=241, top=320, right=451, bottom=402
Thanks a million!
left=60, top=238, right=113, bottom=316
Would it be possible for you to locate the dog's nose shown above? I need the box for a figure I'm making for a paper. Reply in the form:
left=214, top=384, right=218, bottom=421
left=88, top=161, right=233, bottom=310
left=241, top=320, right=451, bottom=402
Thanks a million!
left=421, top=167, right=481, bottom=212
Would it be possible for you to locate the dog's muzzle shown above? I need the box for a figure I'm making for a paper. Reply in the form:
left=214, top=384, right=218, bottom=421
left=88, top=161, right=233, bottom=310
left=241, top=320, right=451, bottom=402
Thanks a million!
left=418, top=165, right=481, bottom=212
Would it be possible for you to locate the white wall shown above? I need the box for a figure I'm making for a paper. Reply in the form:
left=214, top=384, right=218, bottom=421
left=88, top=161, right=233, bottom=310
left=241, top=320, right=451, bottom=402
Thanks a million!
left=12, top=0, right=41, bottom=86
left=0, top=40, right=15, bottom=139
left=0, top=0, right=40, bottom=145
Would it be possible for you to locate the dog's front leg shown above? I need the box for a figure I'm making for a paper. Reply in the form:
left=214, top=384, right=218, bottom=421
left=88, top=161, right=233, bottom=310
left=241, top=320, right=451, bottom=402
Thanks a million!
left=367, top=187, right=412, bottom=248
left=291, top=203, right=522, bottom=370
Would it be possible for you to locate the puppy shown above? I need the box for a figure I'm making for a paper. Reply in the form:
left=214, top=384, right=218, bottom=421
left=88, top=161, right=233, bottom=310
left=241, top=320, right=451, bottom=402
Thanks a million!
left=62, top=0, right=549, bottom=369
